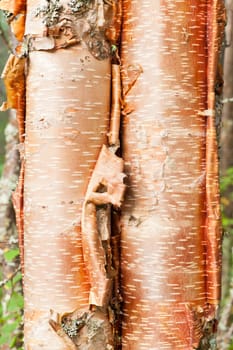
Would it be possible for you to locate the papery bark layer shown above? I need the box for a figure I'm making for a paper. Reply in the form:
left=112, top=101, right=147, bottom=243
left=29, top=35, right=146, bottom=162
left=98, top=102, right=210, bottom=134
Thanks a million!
left=22, top=0, right=117, bottom=347
left=120, top=1, right=223, bottom=349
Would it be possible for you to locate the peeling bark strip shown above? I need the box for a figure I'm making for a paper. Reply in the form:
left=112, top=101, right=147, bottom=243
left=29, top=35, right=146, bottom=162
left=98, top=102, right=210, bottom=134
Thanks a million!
left=0, top=0, right=26, bottom=35
left=108, top=64, right=121, bottom=146
left=0, top=55, right=26, bottom=274
left=120, top=1, right=223, bottom=349
left=82, top=145, right=125, bottom=307
left=12, top=160, right=25, bottom=273
left=0, top=54, right=26, bottom=141
left=0, top=55, right=26, bottom=266
left=0, top=0, right=26, bottom=274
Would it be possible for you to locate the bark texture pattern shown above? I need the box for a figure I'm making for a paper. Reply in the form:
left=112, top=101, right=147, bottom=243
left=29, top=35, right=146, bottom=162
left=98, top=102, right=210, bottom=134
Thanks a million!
left=120, top=1, right=223, bottom=349
left=22, top=0, right=122, bottom=348
left=24, top=47, right=110, bottom=348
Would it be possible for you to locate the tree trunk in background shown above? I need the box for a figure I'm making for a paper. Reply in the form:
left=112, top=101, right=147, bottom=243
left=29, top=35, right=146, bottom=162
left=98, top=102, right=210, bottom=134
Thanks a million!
left=217, top=1, right=233, bottom=348
left=0, top=0, right=224, bottom=349
left=120, top=1, right=224, bottom=349
left=0, top=111, right=22, bottom=350
left=0, top=111, right=19, bottom=284
left=221, top=0, right=233, bottom=173
left=0, top=111, right=19, bottom=249
left=220, top=0, right=233, bottom=296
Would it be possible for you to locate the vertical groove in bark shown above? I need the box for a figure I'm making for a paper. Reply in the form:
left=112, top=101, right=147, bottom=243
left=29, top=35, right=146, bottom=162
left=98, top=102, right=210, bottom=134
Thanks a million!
left=120, top=1, right=223, bottom=349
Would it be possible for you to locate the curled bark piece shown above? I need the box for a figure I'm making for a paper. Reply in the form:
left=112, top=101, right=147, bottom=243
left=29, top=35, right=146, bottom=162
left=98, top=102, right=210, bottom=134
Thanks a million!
left=12, top=159, right=24, bottom=275
left=82, top=145, right=125, bottom=307
left=0, top=0, right=25, bottom=15
left=11, top=13, right=26, bottom=42
left=108, top=64, right=121, bottom=146
left=0, top=54, right=26, bottom=144
left=105, top=0, right=122, bottom=45
left=0, top=54, right=25, bottom=112
left=25, top=0, right=116, bottom=59
left=0, top=0, right=26, bottom=46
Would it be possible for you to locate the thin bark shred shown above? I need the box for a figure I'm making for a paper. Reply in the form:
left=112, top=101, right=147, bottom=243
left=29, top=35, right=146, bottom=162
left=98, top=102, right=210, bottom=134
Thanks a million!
left=0, top=0, right=25, bottom=14
left=0, top=0, right=26, bottom=47
left=108, top=64, right=121, bottom=146
left=120, top=0, right=224, bottom=349
left=11, top=160, right=24, bottom=273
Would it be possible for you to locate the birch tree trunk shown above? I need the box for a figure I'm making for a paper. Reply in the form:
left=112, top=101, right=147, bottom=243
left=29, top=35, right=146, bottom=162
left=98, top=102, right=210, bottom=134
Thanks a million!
left=1, top=0, right=124, bottom=348
left=23, top=0, right=123, bottom=349
left=120, top=1, right=224, bottom=349
left=0, top=0, right=224, bottom=349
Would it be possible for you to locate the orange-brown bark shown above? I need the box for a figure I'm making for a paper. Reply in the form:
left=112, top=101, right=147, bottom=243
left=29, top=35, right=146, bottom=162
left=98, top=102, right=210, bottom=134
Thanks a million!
left=0, top=0, right=26, bottom=51
left=0, top=55, right=25, bottom=131
left=23, top=49, right=109, bottom=349
left=0, top=0, right=25, bottom=15
left=20, top=0, right=122, bottom=348
left=120, top=1, right=223, bottom=349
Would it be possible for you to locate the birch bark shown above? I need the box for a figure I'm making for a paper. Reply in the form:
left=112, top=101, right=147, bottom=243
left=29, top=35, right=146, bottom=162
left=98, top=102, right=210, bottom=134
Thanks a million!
left=120, top=1, right=224, bottom=349
left=23, top=1, right=115, bottom=347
